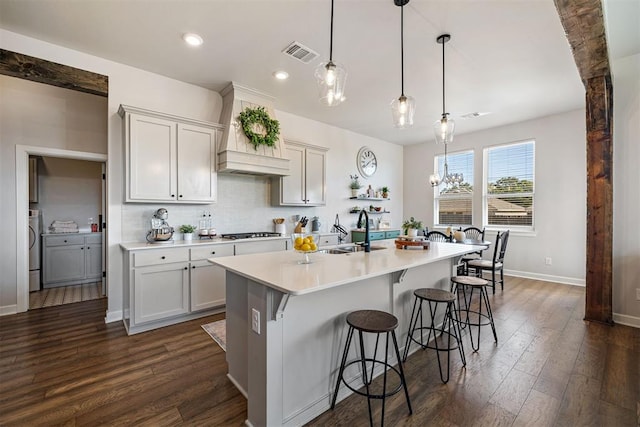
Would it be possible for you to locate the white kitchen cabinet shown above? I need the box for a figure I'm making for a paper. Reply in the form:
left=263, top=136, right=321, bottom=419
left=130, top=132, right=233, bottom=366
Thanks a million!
left=190, top=244, right=234, bottom=312
left=133, top=261, right=190, bottom=324
left=43, top=233, right=102, bottom=288
left=272, top=140, right=327, bottom=206
left=122, top=238, right=287, bottom=334
left=119, top=104, right=222, bottom=204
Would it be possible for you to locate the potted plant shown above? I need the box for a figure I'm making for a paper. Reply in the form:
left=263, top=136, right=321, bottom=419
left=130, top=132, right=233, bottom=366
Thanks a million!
left=349, top=174, right=363, bottom=197
left=402, top=217, right=424, bottom=237
left=179, top=224, right=197, bottom=241
left=381, top=186, right=390, bottom=199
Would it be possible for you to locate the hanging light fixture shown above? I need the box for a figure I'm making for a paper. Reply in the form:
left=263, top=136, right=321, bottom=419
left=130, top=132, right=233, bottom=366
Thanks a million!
left=315, top=0, right=347, bottom=107
left=390, top=0, right=415, bottom=128
left=433, top=33, right=455, bottom=144
left=429, top=140, right=464, bottom=188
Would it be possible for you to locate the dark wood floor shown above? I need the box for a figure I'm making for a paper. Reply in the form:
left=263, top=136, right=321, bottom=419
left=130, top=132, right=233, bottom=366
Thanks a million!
left=1, top=277, right=638, bottom=426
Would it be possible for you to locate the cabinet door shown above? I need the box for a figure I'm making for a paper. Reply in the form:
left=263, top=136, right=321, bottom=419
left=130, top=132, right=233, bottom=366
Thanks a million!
left=128, top=114, right=177, bottom=201
left=177, top=124, right=217, bottom=202
left=190, top=260, right=226, bottom=311
left=304, top=148, right=326, bottom=205
left=279, top=144, right=306, bottom=205
left=85, top=241, right=102, bottom=280
left=44, top=245, right=85, bottom=285
left=133, top=262, right=189, bottom=325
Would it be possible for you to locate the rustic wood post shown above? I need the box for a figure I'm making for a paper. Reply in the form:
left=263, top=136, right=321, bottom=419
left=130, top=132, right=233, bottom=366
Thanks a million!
left=554, top=0, right=613, bottom=324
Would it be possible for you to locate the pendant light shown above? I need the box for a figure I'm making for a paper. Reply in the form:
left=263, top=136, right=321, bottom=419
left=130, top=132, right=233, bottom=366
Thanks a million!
left=433, top=33, right=455, bottom=144
left=315, top=0, right=347, bottom=107
left=390, top=0, right=415, bottom=128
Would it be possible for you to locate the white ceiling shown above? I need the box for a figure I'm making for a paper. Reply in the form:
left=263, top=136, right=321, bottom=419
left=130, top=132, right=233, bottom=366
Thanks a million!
left=0, top=0, right=636, bottom=146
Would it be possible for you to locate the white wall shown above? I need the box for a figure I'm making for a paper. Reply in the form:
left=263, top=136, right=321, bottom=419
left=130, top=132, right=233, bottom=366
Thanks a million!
left=612, top=53, right=640, bottom=327
left=36, top=157, right=103, bottom=231
left=0, top=30, right=403, bottom=319
left=404, top=109, right=587, bottom=285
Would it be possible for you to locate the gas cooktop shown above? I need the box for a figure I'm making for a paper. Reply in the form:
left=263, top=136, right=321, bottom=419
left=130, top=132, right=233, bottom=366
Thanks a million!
left=221, top=232, right=283, bottom=240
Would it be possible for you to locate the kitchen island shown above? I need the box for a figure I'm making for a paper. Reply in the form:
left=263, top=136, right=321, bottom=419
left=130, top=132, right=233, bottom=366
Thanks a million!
left=209, top=239, right=482, bottom=427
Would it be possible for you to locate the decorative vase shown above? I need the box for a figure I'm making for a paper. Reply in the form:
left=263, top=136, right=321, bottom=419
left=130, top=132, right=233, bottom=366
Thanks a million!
left=183, top=233, right=194, bottom=241
left=351, top=188, right=359, bottom=197
left=407, top=228, right=418, bottom=237
left=382, top=192, right=389, bottom=199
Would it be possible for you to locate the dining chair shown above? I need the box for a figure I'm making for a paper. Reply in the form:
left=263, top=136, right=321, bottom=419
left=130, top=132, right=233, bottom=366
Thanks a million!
left=460, top=227, right=486, bottom=271
left=466, top=230, right=510, bottom=294
left=426, top=231, right=451, bottom=242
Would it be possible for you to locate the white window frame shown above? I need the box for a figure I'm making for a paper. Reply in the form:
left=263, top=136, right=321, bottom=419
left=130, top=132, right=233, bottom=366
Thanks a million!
left=433, top=149, right=474, bottom=228
left=482, top=140, right=535, bottom=233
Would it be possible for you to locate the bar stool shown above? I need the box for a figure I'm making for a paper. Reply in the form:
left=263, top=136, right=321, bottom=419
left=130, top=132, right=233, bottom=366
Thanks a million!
left=331, top=309, right=412, bottom=427
left=451, top=276, right=497, bottom=352
left=402, top=288, right=466, bottom=383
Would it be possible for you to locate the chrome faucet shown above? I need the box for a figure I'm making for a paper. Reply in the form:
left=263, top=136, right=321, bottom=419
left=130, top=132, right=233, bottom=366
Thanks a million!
left=357, top=209, right=371, bottom=253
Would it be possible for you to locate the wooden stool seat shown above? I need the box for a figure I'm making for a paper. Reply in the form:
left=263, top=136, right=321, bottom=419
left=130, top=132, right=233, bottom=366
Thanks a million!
left=347, top=310, right=398, bottom=333
left=451, top=275, right=489, bottom=287
left=414, top=287, right=456, bottom=303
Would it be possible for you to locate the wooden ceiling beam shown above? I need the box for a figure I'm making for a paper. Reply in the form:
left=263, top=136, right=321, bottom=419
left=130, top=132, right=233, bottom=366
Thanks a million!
left=0, top=49, right=108, bottom=97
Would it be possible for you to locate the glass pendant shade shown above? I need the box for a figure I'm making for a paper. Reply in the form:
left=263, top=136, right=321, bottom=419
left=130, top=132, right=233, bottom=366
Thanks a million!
left=391, top=95, right=415, bottom=128
left=433, top=113, right=455, bottom=144
left=315, top=60, right=347, bottom=106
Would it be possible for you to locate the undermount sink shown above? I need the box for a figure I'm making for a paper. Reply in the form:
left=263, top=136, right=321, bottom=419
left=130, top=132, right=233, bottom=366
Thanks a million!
left=320, top=245, right=387, bottom=254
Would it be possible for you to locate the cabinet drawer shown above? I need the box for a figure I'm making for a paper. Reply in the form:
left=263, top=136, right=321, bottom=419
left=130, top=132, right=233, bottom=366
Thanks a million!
left=319, top=235, right=339, bottom=246
left=44, top=235, right=85, bottom=246
left=133, top=248, right=189, bottom=267
left=370, top=232, right=386, bottom=241
left=385, top=230, right=401, bottom=239
left=86, top=234, right=102, bottom=244
left=190, top=244, right=234, bottom=260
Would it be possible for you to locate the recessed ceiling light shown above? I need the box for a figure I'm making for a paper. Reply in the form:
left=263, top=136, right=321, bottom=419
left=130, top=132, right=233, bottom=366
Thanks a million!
left=183, top=33, right=203, bottom=46
left=273, top=71, right=289, bottom=80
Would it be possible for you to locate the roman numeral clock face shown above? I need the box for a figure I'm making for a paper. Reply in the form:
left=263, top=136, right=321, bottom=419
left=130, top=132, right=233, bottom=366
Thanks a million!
left=357, top=146, right=377, bottom=177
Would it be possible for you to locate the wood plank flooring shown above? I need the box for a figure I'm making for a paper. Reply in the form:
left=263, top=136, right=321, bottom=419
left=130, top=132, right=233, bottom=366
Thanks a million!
left=1, top=277, right=638, bottom=426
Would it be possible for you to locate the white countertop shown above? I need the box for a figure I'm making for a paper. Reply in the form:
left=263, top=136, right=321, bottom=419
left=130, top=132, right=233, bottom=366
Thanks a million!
left=209, top=240, right=483, bottom=296
left=120, top=236, right=287, bottom=251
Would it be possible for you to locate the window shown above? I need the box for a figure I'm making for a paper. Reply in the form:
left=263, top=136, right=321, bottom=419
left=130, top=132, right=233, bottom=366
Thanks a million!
left=484, top=140, right=535, bottom=229
left=434, top=150, right=474, bottom=226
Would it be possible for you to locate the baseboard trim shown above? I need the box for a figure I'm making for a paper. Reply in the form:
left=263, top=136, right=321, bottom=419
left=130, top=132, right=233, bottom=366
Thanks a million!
left=105, top=309, right=123, bottom=323
left=0, top=304, right=18, bottom=316
left=503, top=269, right=585, bottom=287
left=613, top=313, right=640, bottom=329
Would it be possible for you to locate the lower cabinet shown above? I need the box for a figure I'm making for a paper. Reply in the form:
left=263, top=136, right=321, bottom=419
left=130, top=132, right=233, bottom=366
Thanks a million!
left=43, top=233, right=102, bottom=288
left=123, top=239, right=285, bottom=334
left=351, top=229, right=402, bottom=243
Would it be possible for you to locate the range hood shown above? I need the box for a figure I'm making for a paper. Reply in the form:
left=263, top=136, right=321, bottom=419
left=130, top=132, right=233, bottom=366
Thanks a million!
left=217, top=82, right=290, bottom=176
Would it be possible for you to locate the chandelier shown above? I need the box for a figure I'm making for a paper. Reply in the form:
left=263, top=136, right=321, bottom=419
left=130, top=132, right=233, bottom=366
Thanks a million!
left=429, top=140, right=463, bottom=188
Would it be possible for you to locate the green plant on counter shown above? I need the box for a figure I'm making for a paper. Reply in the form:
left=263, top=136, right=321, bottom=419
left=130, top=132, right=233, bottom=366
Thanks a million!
left=238, top=106, right=280, bottom=150
left=179, top=224, right=197, bottom=233
left=402, top=217, right=423, bottom=231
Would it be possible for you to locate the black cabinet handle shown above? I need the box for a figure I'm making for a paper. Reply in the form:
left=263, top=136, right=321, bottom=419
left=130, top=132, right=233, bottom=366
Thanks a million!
left=184, top=267, right=188, bottom=270
left=191, top=265, right=196, bottom=269
left=64, top=240, right=67, bottom=243
left=161, top=256, right=166, bottom=259
left=179, top=194, right=183, bottom=198
left=211, top=251, right=216, bottom=254
left=171, top=194, right=175, bottom=197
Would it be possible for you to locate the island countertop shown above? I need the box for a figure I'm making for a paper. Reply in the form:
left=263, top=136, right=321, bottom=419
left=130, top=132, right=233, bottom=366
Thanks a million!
left=209, top=240, right=482, bottom=296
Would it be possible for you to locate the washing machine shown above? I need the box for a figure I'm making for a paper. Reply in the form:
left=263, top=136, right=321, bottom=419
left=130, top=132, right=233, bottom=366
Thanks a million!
left=29, top=209, right=42, bottom=292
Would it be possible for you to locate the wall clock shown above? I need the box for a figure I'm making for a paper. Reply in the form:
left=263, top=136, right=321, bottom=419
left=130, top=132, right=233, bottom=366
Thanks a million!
left=357, top=146, right=377, bottom=177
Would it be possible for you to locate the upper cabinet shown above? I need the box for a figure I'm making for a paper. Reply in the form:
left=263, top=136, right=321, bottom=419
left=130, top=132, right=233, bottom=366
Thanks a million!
left=119, top=105, right=223, bottom=204
left=272, top=140, right=328, bottom=206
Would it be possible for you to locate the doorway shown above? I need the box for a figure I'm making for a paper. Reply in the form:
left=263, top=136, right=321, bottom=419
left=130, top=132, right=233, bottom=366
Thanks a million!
left=27, top=155, right=106, bottom=310
left=15, top=146, right=107, bottom=312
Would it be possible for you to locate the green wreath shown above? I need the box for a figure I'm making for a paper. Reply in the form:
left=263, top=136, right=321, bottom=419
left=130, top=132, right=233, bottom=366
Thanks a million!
left=238, top=106, right=280, bottom=150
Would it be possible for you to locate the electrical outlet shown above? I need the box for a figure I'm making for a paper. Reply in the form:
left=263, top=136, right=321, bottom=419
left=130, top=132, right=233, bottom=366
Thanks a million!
left=545, top=257, right=552, bottom=266
left=636, top=288, right=640, bottom=301
left=251, top=308, right=261, bottom=334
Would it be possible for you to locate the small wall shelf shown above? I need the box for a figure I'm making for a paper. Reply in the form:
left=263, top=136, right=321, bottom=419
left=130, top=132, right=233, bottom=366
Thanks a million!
left=349, top=197, right=390, bottom=201
left=349, top=210, right=390, bottom=215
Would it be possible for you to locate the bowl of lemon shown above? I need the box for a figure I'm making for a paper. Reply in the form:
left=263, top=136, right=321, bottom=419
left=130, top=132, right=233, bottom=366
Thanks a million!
left=291, top=232, right=320, bottom=264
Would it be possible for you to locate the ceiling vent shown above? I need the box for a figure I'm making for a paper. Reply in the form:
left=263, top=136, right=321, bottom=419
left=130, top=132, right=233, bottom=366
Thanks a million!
left=460, top=112, right=491, bottom=119
left=282, top=41, right=319, bottom=64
